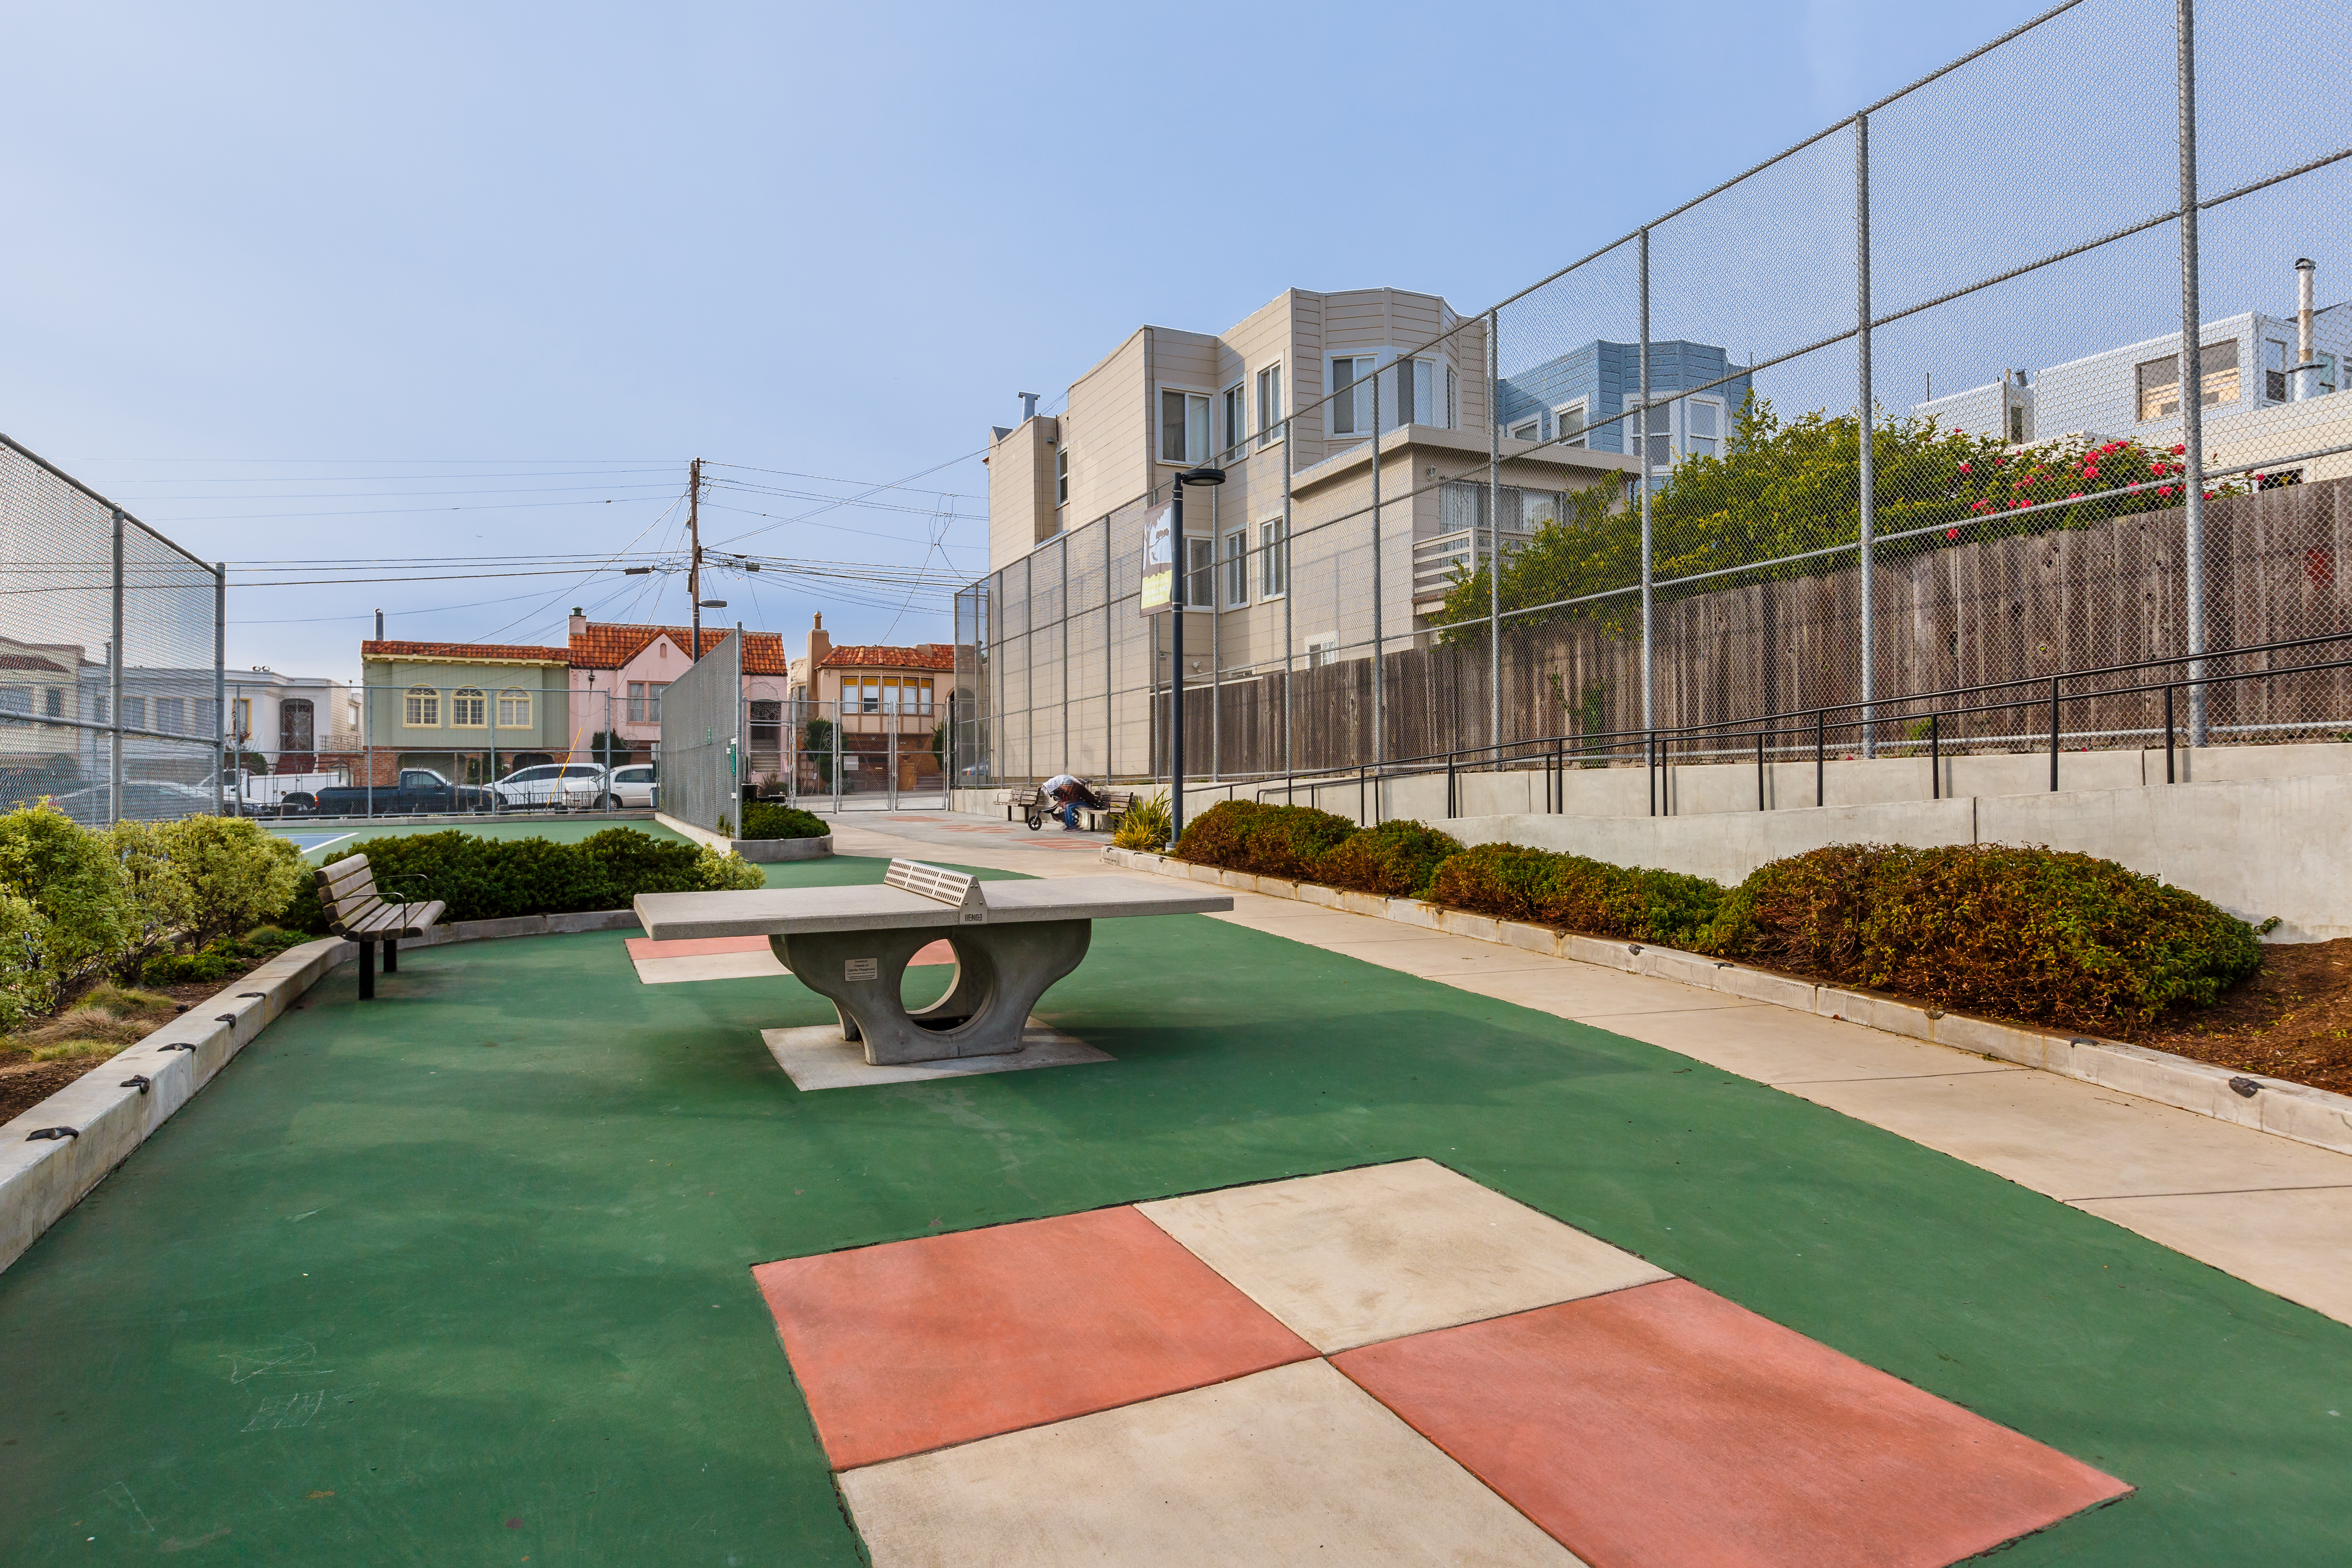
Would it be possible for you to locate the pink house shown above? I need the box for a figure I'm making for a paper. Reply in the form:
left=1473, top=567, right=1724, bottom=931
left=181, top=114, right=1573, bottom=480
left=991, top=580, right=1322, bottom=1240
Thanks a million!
left=564, top=611, right=792, bottom=777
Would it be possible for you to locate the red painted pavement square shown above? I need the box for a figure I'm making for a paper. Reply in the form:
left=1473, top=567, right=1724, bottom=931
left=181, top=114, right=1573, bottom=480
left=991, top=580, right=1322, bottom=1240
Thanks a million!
left=1333, top=1278, right=2129, bottom=1568
left=753, top=1206, right=1316, bottom=1471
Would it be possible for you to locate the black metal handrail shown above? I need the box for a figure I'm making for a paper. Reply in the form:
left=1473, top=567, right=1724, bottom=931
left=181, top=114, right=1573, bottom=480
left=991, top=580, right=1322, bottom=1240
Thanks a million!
left=1250, top=629, right=2352, bottom=822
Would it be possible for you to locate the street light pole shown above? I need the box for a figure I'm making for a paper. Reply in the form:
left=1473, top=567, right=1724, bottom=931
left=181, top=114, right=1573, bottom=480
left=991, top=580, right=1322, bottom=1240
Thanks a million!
left=1166, top=464, right=1225, bottom=849
left=1170, top=474, right=1188, bottom=849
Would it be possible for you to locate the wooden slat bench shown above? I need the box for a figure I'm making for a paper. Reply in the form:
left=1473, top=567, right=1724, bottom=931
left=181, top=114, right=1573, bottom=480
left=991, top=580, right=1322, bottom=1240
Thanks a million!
left=1075, top=788, right=1135, bottom=832
left=314, top=853, right=447, bottom=999
left=1004, top=785, right=1050, bottom=826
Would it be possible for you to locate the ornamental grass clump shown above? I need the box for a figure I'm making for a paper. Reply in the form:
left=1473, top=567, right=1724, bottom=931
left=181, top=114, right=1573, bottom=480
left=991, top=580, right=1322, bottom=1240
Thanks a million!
left=1700, top=843, right=2261, bottom=1029
left=1427, top=842, right=1724, bottom=947
left=1318, top=820, right=1463, bottom=898
left=1111, top=790, right=1171, bottom=852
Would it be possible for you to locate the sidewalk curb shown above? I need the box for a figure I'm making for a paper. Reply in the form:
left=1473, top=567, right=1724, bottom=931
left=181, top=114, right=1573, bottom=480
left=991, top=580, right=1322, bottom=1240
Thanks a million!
left=1103, top=846, right=2352, bottom=1163
left=0, top=909, right=641, bottom=1277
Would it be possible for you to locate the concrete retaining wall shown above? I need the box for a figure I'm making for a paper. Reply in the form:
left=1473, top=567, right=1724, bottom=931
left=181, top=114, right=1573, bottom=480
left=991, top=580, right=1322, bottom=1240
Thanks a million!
left=652, top=811, right=831, bottom=861
left=0, top=908, right=642, bottom=1277
left=1451, top=768, right=2352, bottom=941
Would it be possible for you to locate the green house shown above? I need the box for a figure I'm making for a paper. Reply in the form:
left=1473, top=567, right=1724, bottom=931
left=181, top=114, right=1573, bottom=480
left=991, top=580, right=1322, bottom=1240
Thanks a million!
left=358, top=639, right=575, bottom=782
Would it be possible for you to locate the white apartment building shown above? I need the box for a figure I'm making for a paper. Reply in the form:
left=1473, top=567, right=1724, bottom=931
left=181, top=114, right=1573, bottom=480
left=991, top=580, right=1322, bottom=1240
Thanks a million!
left=981, top=286, right=1639, bottom=748
left=1914, top=261, right=2352, bottom=484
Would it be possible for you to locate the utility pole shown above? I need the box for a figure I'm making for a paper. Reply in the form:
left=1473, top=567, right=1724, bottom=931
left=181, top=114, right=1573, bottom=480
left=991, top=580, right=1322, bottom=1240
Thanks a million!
left=688, top=457, right=704, bottom=660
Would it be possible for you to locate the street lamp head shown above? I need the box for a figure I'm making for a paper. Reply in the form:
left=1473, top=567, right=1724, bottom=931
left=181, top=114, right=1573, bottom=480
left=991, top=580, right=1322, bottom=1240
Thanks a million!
left=698, top=599, right=728, bottom=608
left=1177, top=465, right=1227, bottom=487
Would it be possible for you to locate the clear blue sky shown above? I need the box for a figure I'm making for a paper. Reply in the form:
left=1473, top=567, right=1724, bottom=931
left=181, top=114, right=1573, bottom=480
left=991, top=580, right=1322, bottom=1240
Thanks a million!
left=4, top=0, right=2243, bottom=681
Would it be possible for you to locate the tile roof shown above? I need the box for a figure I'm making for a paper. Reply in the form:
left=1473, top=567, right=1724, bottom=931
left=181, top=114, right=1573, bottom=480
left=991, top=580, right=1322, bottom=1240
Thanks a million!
left=362, top=640, right=570, bottom=663
left=567, top=623, right=790, bottom=675
left=819, top=644, right=955, bottom=672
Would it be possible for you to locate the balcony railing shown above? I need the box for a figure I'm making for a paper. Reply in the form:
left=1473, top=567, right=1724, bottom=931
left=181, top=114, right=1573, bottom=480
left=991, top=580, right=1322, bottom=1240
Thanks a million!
left=1411, top=528, right=1533, bottom=615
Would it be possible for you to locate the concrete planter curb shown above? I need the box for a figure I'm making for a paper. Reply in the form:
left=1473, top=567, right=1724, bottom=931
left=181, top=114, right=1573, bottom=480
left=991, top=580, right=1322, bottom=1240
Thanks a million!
left=0, top=906, right=642, bottom=1277
left=651, top=811, right=831, bottom=861
left=1103, top=845, right=2352, bottom=1164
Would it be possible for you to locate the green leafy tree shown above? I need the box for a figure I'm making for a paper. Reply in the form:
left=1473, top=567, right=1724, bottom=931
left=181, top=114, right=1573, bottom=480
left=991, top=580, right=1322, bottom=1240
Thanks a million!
left=588, top=730, right=632, bottom=768
left=0, top=805, right=134, bottom=994
left=1431, top=397, right=2236, bottom=641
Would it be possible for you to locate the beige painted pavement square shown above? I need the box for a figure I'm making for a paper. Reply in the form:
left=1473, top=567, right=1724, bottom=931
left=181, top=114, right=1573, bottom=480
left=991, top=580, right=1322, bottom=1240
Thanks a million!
left=1136, top=1158, right=1668, bottom=1352
left=839, top=1358, right=1585, bottom=1568
left=760, top=1019, right=1109, bottom=1092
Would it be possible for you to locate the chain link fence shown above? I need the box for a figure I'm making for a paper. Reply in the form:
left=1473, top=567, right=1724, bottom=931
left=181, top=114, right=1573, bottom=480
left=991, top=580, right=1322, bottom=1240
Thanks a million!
left=956, top=0, right=2352, bottom=797
left=0, top=433, right=226, bottom=826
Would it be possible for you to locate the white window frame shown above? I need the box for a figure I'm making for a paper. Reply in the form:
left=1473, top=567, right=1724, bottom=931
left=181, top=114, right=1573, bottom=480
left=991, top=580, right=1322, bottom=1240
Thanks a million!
left=1328, top=355, right=1376, bottom=437
left=1158, top=387, right=1212, bottom=465
left=1396, top=356, right=1447, bottom=429
left=1553, top=399, right=1588, bottom=448
left=1221, top=527, right=1249, bottom=610
left=1683, top=395, right=1725, bottom=460
left=1258, top=517, right=1287, bottom=600
left=1182, top=535, right=1214, bottom=610
left=1303, top=634, right=1338, bottom=669
left=496, top=688, right=532, bottom=729
left=1220, top=381, right=1247, bottom=460
left=451, top=686, right=487, bottom=729
left=1256, top=362, right=1284, bottom=447
left=403, top=686, right=440, bottom=728
left=1508, top=416, right=1543, bottom=443
left=1054, top=446, right=1069, bottom=505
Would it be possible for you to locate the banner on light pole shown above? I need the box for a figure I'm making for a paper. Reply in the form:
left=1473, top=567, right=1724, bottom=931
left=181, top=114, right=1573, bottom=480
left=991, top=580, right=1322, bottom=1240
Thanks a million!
left=1138, top=502, right=1175, bottom=616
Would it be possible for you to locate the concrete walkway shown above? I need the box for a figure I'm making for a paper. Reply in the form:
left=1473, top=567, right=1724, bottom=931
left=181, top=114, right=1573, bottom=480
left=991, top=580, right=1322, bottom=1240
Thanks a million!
left=820, top=809, right=2352, bottom=1329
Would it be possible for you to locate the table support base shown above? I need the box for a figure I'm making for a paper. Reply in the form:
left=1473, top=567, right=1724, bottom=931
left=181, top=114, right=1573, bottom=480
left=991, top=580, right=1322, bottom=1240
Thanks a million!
left=773, top=920, right=1093, bottom=1066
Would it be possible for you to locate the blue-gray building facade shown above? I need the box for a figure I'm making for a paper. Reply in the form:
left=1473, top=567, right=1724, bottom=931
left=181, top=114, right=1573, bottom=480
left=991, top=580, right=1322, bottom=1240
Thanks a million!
left=1496, top=339, right=1752, bottom=487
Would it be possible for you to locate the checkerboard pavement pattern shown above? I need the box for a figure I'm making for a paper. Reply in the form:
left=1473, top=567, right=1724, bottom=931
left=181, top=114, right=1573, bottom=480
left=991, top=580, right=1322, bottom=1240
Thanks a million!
left=752, top=1160, right=2130, bottom=1567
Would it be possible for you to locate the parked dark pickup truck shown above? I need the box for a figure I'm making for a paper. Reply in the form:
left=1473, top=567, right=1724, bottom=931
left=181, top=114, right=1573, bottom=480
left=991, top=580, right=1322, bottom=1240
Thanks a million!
left=310, top=767, right=491, bottom=817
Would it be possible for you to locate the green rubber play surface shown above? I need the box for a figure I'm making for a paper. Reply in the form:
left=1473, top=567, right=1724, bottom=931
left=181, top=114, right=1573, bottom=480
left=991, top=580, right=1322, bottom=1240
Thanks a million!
left=1, top=853, right=2346, bottom=1562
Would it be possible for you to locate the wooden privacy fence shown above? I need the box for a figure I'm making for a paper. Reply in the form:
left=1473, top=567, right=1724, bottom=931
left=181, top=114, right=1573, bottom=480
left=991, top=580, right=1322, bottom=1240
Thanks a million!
left=1154, top=476, right=2352, bottom=777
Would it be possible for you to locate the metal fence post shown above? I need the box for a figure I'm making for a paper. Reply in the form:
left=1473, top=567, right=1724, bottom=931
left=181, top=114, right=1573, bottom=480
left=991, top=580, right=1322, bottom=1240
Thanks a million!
left=213, top=562, right=227, bottom=815
left=2177, top=0, right=2208, bottom=747
left=1104, top=517, right=1113, bottom=779
left=1282, top=429, right=1295, bottom=779
left=1210, top=483, right=1220, bottom=781
left=1487, top=308, right=1503, bottom=760
left=1370, top=368, right=1385, bottom=768
left=108, top=507, right=125, bottom=825
left=831, top=700, right=842, bottom=814
left=1639, top=229, right=1655, bottom=733
left=1856, top=109, right=1877, bottom=759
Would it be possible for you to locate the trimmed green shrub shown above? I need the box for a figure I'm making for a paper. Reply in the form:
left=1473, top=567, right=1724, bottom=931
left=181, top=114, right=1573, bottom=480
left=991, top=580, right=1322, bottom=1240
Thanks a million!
left=1428, top=841, right=1725, bottom=947
left=739, top=801, right=828, bottom=840
left=1175, top=800, right=1359, bottom=881
left=284, top=827, right=766, bottom=932
left=1700, top=843, right=2261, bottom=1028
left=1173, top=799, right=1265, bottom=867
left=0, top=805, right=134, bottom=980
left=1111, top=790, right=1171, bottom=852
left=150, top=815, right=305, bottom=946
left=1318, top=820, right=1462, bottom=898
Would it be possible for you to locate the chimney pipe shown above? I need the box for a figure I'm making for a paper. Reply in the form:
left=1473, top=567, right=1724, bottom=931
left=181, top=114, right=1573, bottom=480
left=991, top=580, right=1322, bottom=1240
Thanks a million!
left=2294, top=258, right=2318, bottom=401
left=1019, top=391, right=1040, bottom=422
left=374, top=608, right=383, bottom=640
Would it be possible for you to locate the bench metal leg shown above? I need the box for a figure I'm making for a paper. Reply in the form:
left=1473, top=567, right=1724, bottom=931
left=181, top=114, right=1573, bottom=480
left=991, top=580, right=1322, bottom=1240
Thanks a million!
left=358, top=939, right=375, bottom=1000
left=774, top=920, right=1091, bottom=1066
left=382, top=938, right=398, bottom=974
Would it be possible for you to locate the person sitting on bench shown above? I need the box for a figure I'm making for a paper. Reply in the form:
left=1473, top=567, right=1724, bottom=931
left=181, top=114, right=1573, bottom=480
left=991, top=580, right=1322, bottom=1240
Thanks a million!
left=1041, top=772, right=1102, bottom=831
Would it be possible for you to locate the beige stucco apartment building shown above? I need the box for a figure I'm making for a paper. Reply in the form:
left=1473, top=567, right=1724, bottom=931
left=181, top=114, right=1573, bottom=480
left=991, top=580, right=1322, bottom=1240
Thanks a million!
left=972, top=285, right=1638, bottom=780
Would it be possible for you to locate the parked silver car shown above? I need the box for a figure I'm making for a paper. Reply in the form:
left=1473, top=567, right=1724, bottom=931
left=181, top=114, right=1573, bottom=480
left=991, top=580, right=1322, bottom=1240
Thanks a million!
left=490, top=762, right=608, bottom=811
left=607, top=763, right=656, bottom=808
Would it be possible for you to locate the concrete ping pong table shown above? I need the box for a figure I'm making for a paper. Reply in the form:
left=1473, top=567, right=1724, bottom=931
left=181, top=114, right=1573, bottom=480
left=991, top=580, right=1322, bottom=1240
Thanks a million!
left=632, top=858, right=1233, bottom=1065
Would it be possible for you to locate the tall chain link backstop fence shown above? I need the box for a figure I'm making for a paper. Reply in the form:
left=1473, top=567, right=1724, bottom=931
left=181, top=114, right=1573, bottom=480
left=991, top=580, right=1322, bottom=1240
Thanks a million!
left=956, top=0, right=2352, bottom=792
